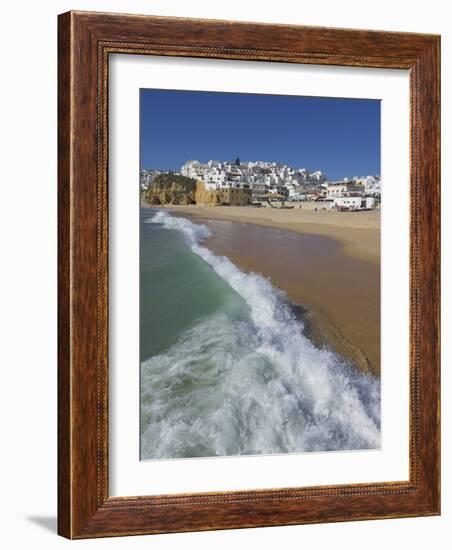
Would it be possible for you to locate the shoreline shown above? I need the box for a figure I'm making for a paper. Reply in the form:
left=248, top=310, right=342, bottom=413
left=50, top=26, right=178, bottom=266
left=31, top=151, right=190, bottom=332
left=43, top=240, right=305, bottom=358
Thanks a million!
left=167, top=205, right=380, bottom=265
left=166, top=205, right=381, bottom=376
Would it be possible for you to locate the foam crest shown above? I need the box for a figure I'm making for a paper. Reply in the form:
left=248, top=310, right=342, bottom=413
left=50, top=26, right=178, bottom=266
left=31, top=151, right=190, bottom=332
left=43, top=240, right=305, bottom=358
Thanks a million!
left=141, top=210, right=380, bottom=459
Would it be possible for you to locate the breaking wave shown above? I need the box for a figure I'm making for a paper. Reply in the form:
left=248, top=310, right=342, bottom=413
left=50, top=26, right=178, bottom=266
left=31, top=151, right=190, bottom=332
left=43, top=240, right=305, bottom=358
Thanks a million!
left=141, top=210, right=380, bottom=459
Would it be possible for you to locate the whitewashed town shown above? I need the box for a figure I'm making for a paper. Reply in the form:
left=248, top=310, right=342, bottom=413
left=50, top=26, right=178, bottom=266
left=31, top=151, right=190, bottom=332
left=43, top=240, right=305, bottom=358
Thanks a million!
left=141, top=159, right=381, bottom=211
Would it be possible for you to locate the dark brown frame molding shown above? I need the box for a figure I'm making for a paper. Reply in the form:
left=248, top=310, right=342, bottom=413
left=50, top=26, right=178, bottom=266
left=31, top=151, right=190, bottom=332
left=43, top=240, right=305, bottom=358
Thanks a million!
left=58, top=10, right=440, bottom=538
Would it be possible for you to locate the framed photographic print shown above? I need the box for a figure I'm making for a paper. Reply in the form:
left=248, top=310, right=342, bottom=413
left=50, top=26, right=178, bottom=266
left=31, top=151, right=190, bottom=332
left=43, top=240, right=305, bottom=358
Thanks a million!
left=58, top=11, right=440, bottom=538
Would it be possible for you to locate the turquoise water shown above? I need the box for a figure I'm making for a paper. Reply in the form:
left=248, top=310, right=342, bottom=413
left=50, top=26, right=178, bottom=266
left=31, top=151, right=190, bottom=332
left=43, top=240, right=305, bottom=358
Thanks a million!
left=140, top=207, right=247, bottom=361
left=140, top=208, right=380, bottom=460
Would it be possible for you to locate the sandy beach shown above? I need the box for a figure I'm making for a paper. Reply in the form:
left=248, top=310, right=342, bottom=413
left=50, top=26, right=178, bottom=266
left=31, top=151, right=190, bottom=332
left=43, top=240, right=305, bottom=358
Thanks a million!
left=167, top=205, right=380, bottom=375
left=168, top=205, right=380, bottom=265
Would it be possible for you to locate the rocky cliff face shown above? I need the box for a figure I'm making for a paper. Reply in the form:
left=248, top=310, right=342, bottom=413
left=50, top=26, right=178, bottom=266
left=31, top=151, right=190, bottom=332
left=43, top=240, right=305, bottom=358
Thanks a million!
left=142, top=174, right=197, bottom=205
left=142, top=175, right=252, bottom=206
left=195, top=182, right=222, bottom=205
left=197, top=184, right=252, bottom=206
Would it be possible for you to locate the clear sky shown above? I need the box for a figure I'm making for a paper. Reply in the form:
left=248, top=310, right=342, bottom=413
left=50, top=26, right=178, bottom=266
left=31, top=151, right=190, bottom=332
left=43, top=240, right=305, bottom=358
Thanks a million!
left=140, top=89, right=380, bottom=180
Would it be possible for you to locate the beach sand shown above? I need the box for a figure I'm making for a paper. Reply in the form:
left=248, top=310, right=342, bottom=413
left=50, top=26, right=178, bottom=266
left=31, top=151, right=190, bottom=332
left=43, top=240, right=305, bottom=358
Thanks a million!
left=168, top=205, right=381, bottom=376
left=168, top=205, right=380, bottom=265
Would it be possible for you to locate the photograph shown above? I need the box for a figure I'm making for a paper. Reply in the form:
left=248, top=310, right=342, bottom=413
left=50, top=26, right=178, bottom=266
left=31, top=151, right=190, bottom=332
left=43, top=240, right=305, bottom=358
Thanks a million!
left=139, top=89, right=382, bottom=460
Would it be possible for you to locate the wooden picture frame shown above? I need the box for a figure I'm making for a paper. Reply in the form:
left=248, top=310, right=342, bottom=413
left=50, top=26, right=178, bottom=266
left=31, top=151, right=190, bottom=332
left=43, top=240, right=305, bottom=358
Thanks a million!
left=58, top=10, right=440, bottom=539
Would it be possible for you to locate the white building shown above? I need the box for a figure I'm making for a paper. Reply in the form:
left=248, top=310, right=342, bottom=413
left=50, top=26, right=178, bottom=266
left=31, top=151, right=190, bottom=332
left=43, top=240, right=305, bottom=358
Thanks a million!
left=180, top=159, right=327, bottom=192
left=326, top=182, right=363, bottom=199
left=180, top=160, right=209, bottom=182
left=204, top=168, right=226, bottom=189
left=363, top=175, right=381, bottom=196
left=333, top=196, right=375, bottom=210
left=140, top=169, right=162, bottom=189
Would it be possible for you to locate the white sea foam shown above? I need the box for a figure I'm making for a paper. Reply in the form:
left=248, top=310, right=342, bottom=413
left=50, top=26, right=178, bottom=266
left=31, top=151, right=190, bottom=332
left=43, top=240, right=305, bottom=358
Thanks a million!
left=141, top=210, right=380, bottom=459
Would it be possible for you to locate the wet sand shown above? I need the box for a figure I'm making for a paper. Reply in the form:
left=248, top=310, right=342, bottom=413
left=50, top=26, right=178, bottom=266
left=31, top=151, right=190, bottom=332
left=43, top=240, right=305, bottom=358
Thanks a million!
left=168, top=205, right=380, bottom=265
left=205, top=220, right=380, bottom=376
left=167, top=209, right=381, bottom=376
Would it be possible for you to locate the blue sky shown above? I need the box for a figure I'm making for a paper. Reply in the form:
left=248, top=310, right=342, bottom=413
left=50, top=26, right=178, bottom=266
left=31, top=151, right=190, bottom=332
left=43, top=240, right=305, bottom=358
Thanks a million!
left=140, top=89, right=380, bottom=180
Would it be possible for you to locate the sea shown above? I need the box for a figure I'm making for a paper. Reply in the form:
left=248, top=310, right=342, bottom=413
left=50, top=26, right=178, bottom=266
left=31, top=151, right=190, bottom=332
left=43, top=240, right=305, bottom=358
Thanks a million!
left=140, top=207, right=380, bottom=460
